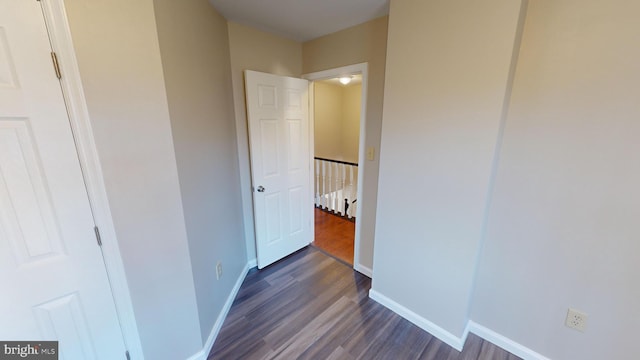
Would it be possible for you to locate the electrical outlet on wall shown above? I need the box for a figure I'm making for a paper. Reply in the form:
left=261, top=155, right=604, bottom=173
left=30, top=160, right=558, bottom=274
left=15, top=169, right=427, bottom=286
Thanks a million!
left=216, top=261, right=223, bottom=280
left=565, top=308, right=588, bottom=332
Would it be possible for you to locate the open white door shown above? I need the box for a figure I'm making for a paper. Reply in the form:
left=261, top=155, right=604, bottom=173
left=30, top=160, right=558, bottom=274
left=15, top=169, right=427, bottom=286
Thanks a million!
left=245, top=70, right=312, bottom=269
left=0, top=1, right=127, bottom=358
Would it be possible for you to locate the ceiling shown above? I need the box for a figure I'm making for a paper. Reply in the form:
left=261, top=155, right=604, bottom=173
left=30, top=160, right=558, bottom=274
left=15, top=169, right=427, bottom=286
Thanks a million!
left=319, top=74, right=363, bottom=86
left=210, top=0, right=389, bottom=42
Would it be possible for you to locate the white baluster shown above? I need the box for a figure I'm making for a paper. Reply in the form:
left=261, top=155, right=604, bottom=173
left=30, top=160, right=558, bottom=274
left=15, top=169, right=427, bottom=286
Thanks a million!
left=328, top=161, right=333, bottom=211
left=338, top=164, right=346, bottom=216
left=315, top=159, right=320, bottom=207
left=333, top=163, right=340, bottom=214
left=352, top=165, right=358, bottom=219
left=337, top=163, right=341, bottom=213
left=347, top=165, right=354, bottom=219
left=334, top=163, right=340, bottom=215
left=336, top=163, right=340, bottom=213
left=333, top=163, right=340, bottom=213
left=321, top=160, right=327, bottom=209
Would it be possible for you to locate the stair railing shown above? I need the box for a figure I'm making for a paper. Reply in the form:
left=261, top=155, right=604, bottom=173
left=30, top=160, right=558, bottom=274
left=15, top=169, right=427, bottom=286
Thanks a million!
left=314, top=157, right=358, bottom=219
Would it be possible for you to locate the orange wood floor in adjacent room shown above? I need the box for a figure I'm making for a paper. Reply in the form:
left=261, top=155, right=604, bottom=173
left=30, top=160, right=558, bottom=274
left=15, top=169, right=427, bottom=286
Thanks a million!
left=313, top=208, right=355, bottom=265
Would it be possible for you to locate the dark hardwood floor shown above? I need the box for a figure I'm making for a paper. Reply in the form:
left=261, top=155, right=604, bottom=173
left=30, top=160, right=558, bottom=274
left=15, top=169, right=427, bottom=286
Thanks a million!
left=208, top=247, right=521, bottom=360
left=313, top=208, right=355, bottom=265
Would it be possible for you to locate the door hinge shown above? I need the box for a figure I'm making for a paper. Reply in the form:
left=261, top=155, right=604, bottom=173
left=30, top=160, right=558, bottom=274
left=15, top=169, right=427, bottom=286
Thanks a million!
left=125, top=350, right=131, bottom=360
left=94, top=226, right=102, bottom=246
left=50, top=52, right=62, bottom=79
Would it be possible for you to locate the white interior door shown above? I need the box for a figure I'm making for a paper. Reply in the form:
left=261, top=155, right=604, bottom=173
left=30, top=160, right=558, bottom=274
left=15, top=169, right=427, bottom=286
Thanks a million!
left=0, top=1, right=127, bottom=359
left=245, top=70, right=312, bottom=269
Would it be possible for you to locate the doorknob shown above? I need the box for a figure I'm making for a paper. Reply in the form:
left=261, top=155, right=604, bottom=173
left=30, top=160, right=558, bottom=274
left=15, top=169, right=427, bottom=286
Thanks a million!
left=257, top=186, right=265, bottom=192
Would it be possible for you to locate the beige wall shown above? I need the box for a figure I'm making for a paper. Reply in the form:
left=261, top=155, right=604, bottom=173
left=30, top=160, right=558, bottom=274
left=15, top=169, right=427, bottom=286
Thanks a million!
left=153, top=0, right=246, bottom=346
left=303, top=16, right=388, bottom=271
left=227, top=22, right=303, bottom=262
left=471, top=0, right=640, bottom=358
left=314, top=82, right=361, bottom=163
left=314, top=82, right=343, bottom=160
left=64, top=0, right=201, bottom=358
left=341, top=84, right=362, bottom=163
left=372, top=0, right=524, bottom=339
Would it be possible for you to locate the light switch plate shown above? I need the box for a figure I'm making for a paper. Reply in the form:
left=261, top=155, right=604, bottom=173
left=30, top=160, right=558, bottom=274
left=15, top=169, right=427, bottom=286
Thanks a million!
left=366, top=147, right=375, bottom=161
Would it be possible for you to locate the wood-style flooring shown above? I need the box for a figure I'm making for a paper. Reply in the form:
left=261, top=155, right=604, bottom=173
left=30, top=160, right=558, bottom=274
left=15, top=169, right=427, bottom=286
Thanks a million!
left=208, top=247, right=521, bottom=360
left=313, top=208, right=355, bottom=265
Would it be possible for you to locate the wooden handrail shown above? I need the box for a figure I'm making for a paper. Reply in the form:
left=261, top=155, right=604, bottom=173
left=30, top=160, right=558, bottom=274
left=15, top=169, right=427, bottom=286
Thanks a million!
left=314, top=157, right=358, bottom=167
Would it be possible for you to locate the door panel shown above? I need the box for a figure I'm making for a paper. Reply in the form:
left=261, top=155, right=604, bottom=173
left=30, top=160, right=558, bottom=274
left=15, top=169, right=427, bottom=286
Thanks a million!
left=260, top=119, right=279, bottom=177
left=246, top=70, right=311, bottom=268
left=0, top=1, right=127, bottom=358
left=33, top=293, right=96, bottom=360
left=288, top=186, right=303, bottom=234
left=0, top=120, right=65, bottom=264
left=287, top=119, right=302, bottom=171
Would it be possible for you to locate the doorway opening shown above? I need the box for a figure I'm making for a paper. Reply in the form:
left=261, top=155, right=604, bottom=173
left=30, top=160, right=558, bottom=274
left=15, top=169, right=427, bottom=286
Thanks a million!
left=311, top=75, right=361, bottom=265
left=304, top=64, right=368, bottom=269
left=245, top=64, right=369, bottom=274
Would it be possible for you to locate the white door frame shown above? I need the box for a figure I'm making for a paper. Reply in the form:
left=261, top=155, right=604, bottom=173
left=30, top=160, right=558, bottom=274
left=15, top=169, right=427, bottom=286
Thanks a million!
left=38, top=1, right=143, bottom=358
left=302, top=62, right=370, bottom=277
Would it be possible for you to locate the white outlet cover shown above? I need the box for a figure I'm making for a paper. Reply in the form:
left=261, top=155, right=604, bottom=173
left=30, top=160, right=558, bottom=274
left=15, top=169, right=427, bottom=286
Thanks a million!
left=216, top=261, right=223, bottom=280
left=565, top=308, right=588, bottom=332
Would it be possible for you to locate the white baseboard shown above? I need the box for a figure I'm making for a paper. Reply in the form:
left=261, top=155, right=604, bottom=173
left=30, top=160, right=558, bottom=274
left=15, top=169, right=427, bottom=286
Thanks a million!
left=354, top=263, right=373, bottom=278
left=368, top=289, right=465, bottom=351
left=367, top=291, right=550, bottom=358
left=247, top=258, right=257, bottom=269
left=467, top=321, right=551, bottom=360
left=186, top=262, right=251, bottom=360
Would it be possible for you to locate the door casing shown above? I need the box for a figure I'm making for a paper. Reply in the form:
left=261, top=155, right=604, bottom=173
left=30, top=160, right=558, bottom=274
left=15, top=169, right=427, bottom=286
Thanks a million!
left=38, top=1, right=143, bottom=357
left=303, top=62, right=370, bottom=277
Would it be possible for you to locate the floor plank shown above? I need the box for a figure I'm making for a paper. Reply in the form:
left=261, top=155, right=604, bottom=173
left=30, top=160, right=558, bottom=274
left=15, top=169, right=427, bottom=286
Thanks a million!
left=208, top=247, right=522, bottom=360
left=313, top=208, right=355, bottom=265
